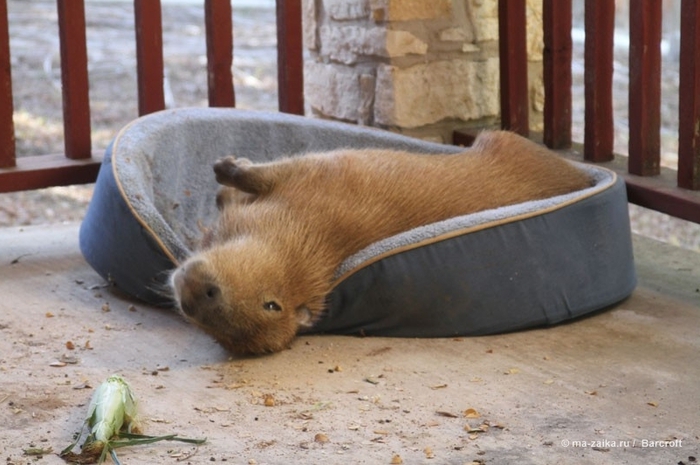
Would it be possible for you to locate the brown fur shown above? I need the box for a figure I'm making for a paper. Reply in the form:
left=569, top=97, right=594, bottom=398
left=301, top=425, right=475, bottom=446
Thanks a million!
left=170, top=131, right=591, bottom=354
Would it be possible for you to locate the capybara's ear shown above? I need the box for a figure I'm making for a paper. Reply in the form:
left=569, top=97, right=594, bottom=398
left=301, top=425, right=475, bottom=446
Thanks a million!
left=213, top=157, right=273, bottom=195
left=295, top=305, right=314, bottom=328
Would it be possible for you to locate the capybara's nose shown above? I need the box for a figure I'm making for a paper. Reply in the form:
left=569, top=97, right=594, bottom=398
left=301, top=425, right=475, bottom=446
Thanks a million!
left=172, top=259, right=218, bottom=318
left=204, top=284, right=221, bottom=300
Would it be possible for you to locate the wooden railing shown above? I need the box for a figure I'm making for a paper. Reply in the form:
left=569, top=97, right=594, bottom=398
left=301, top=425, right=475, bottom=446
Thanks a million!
left=2, top=0, right=700, bottom=226
left=456, top=0, right=700, bottom=224
left=0, top=0, right=303, bottom=193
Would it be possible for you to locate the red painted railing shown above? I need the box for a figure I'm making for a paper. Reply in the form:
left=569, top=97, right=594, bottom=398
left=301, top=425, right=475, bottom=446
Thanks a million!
left=0, top=0, right=303, bottom=193
left=1, top=0, right=699, bottom=225
left=456, top=0, right=700, bottom=223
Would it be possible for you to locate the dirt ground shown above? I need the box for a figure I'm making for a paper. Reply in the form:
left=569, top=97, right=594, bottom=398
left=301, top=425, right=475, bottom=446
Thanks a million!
left=2, top=222, right=700, bottom=465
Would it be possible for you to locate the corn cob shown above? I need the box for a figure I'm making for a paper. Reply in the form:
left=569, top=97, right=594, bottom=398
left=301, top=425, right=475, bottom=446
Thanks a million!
left=61, top=374, right=205, bottom=464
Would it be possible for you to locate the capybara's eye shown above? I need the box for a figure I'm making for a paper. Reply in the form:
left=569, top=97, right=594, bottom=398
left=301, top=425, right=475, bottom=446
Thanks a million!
left=262, top=301, right=282, bottom=312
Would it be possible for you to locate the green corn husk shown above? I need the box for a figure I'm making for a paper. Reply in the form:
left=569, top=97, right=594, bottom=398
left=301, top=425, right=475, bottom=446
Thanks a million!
left=89, top=374, right=140, bottom=441
left=60, top=375, right=205, bottom=464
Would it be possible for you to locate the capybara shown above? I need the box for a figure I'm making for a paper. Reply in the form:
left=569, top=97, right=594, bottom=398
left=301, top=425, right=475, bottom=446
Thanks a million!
left=170, top=131, right=591, bottom=354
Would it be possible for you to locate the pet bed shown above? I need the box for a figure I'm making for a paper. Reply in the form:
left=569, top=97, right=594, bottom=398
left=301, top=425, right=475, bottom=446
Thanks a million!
left=79, top=108, right=636, bottom=337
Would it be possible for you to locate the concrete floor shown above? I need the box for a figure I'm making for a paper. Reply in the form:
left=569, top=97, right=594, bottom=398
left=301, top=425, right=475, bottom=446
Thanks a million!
left=0, top=223, right=698, bottom=465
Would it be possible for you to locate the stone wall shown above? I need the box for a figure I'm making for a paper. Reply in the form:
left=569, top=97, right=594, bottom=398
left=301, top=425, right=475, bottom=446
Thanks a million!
left=303, top=0, right=544, bottom=143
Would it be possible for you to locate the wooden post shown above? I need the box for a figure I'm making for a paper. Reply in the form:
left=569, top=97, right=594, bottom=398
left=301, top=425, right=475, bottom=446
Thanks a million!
left=57, top=0, right=92, bottom=159
left=134, top=0, right=165, bottom=116
left=542, top=0, right=572, bottom=149
left=628, top=0, right=662, bottom=176
left=276, top=0, right=304, bottom=115
left=498, top=0, right=529, bottom=136
left=583, top=0, right=615, bottom=162
left=205, top=0, right=235, bottom=107
left=0, top=0, right=15, bottom=168
left=678, top=0, right=700, bottom=190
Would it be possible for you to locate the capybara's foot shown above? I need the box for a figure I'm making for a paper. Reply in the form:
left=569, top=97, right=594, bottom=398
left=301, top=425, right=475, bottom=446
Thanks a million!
left=214, top=157, right=272, bottom=195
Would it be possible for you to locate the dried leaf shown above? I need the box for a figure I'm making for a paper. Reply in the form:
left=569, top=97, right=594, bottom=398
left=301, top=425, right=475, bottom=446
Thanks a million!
left=49, top=360, right=67, bottom=367
left=65, top=341, right=75, bottom=350
left=436, top=411, right=458, bottom=418
left=647, top=401, right=658, bottom=407
left=504, top=368, right=520, bottom=375
left=424, top=447, right=435, bottom=459
left=263, top=394, right=276, bottom=407
left=464, top=408, right=480, bottom=418
left=465, top=424, right=488, bottom=434
left=429, top=384, right=448, bottom=390
left=390, top=454, right=404, bottom=464
left=366, top=346, right=392, bottom=357
left=23, top=447, right=52, bottom=456
left=314, top=433, right=329, bottom=443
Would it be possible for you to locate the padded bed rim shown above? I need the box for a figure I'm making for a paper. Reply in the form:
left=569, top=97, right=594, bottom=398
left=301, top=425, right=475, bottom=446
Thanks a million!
left=108, top=110, right=614, bottom=278
left=332, top=167, right=618, bottom=287
left=110, top=114, right=181, bottom=266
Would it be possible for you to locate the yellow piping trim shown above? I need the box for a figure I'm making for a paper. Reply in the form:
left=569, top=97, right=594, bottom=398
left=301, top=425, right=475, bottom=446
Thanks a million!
left=332, top=168, right=619, bottom=287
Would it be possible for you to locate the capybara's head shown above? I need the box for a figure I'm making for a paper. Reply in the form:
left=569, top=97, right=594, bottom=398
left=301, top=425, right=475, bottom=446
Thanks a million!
left=170, top=237, right=327, bottom=355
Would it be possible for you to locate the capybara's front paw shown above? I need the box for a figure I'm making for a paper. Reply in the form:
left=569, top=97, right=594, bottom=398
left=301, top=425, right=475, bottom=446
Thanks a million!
left=213, top=157, right=242, bottom=186
left=213, top=157, right=272, bottom=195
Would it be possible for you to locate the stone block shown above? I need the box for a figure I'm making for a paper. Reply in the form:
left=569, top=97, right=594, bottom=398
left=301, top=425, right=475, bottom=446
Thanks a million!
left=324, top=0, right=370, bottom=20
left=369, top=0, right=453, bottom=22
left=374, top=58, right=500, bottom=128
left=385, top=29, right=428, bottom=56
left=319, top=25, right=381, bottom=64
left=319, top=25, right=427, bottom=64
left=358, top=73, right=376, bottom=125
left=526, top=0, right=543, bottom=60
left=465, top=0, right=498, bottom=43
left=304, top=61, right=363, bottom=121
left=440, top=27, right=469, bottom=42
left=302, top=0, right=318, bottom=50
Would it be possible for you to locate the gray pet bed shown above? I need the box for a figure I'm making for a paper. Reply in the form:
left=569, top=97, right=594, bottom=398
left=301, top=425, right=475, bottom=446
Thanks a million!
left=79, top=108, right=636, bottom=337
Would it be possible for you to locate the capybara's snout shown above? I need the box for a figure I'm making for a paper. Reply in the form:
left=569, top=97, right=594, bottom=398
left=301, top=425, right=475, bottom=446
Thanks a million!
left=171, top=258, right=222, bottom=322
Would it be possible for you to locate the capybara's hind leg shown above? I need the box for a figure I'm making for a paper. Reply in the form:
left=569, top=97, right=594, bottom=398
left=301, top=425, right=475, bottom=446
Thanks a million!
left=214, top=156, right=275, bottom=195
left=215, top=186, right=257, bottom=210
